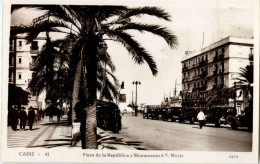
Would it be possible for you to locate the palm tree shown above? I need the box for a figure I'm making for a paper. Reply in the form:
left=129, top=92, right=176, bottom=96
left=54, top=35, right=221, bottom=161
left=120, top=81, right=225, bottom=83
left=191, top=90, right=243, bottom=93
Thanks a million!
left=12, top=5, right=178, bottom=149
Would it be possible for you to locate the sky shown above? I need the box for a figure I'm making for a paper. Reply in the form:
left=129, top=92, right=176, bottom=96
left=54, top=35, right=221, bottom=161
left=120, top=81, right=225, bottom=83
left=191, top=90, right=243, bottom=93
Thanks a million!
left=11, top=0, right=254, bottom=105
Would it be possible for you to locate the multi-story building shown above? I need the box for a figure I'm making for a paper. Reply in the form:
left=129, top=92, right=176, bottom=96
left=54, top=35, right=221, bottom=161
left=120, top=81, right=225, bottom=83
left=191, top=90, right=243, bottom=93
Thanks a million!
left=181, top=36, right=253, bottom=114
left=9, top=27, right=47, bottom=109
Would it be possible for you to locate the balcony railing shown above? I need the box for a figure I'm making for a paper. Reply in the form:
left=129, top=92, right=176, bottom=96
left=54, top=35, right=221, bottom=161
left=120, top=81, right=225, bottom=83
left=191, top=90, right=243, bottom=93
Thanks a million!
left=213, top=56, right=218, bottom=62
left=29, top=62, right=38, bottom=70
left=193, top=75, right=200, bottom=79
left=30, top=46, right=39, bottom=54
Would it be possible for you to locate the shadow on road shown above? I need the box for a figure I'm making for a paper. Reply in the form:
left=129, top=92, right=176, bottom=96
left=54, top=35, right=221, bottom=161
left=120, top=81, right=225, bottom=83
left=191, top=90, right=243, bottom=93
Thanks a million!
left=97, top=132, right=146, bottom=150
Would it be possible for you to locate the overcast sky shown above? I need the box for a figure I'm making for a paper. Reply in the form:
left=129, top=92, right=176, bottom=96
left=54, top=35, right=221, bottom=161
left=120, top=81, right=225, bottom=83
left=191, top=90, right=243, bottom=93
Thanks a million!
left=11, top=0, right=254, bottom=105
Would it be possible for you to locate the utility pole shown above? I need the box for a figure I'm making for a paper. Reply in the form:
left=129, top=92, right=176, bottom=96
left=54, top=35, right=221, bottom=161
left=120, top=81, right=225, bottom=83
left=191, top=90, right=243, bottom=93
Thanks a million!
left=133, top=81, right=141, bottom=116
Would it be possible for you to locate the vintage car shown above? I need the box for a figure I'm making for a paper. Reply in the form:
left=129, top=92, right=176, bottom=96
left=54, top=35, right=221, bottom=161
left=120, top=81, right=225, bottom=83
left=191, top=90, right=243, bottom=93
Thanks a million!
left=143, top=108, right=153, bottom=119
left=167, top=107, right=183, bottom=122
left=96, top=100, right=121, bottom=133
left=228, top=106, right=253, bottom=131
left=158, top=108, right=168, bottom=120
left=179, top=107, right=205, bottom=124
left=206, top=107, right=237, bottom=127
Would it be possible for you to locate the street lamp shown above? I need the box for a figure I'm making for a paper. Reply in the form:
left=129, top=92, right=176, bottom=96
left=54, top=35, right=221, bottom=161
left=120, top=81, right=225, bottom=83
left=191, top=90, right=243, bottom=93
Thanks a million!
left=132, top=81, right=141, bottom=116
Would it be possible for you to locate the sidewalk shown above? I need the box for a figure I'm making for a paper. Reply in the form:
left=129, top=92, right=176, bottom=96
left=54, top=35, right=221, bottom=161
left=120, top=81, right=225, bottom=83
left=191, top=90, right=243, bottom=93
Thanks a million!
left=7, top=115, right=137, bottom=150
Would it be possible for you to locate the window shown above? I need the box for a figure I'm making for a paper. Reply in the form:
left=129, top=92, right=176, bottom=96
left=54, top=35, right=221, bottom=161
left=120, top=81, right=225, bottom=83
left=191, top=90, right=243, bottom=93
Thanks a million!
left=31, top=41, right=39, bottom=50
left=188, top=83, right=190, bottom=89
left=18, top=41, right=22, bottom=47
left=222, top=48, right=225, bottom=54
left=18, top=57, right=22, bottom=64
left=18, top=73, right=22, bottom=79
left=215, top=50, right=218, bottom=56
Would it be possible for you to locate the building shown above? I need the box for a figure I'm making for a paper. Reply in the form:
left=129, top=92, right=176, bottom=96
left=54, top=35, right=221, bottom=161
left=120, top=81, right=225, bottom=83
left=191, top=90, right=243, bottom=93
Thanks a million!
left=9, top=27, right=47, bottom=110
left=181, top=36, right=253, bottom=114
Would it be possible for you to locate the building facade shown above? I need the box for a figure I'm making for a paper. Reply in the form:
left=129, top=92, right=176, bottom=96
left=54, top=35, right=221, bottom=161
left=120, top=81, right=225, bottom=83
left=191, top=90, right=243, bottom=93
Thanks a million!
left=181, top=36, right=253, bottom=114
left=9, top=28, right=47, bottom=109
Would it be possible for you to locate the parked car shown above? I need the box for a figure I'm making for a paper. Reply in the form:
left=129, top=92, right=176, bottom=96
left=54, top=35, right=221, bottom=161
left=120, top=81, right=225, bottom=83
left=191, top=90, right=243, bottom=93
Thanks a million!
left=158, top=108, right=168, bottom=120
left=228, top=106, right=253, bottom=131
left=180, top=107, right=205, bottom=124
left=205, top=107, right=237, bottom=127
left=97, top=100, right=121, bottom=133
left=168, top=107, right=183, bottom=122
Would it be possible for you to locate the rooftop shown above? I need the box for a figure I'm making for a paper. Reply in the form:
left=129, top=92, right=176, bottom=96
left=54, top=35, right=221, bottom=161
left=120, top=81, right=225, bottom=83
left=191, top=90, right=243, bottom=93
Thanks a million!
left=182, top=36, right=254, bottom=62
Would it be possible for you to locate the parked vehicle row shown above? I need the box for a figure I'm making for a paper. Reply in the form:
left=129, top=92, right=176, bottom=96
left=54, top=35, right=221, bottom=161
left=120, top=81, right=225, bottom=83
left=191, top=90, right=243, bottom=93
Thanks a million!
left=143, top=106, right=252, bottom=131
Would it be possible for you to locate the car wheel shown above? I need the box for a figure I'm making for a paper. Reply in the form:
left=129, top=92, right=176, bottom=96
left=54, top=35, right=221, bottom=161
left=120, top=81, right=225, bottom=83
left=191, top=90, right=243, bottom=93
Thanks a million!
left=226, top=115, right=235, bottom=124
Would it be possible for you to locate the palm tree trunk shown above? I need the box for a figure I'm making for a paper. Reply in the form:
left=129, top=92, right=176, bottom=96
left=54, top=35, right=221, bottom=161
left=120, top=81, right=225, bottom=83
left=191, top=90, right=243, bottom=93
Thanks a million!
left=82, top=35, right=98, bottom=149
left=72, top=60, right=82, bottom=122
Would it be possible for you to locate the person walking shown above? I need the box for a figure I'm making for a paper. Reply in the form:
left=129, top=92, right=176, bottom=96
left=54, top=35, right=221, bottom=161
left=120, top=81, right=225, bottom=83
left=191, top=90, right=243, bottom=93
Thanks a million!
left=10, top=105, right=19, bottom=131
left=197, top=110, right=206, bottom=129
left=20, top=106, right=27, bottom=130
left=28, top=107, right=36, bottom=130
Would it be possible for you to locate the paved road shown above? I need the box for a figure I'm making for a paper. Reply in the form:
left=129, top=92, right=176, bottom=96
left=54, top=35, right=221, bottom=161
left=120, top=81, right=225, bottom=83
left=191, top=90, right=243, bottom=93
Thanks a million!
left=116, top=115, right=252, bottom=151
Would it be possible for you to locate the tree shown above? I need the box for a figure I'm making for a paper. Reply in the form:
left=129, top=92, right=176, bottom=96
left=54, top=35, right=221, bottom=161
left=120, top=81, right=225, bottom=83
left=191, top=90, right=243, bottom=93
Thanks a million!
left=12, top=5, right=178, bottom=149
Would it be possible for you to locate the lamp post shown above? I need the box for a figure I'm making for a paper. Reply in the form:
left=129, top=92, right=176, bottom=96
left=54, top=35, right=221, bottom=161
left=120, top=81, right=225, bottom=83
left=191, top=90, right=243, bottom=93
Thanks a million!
left=133, top=81, right=141, bottom=116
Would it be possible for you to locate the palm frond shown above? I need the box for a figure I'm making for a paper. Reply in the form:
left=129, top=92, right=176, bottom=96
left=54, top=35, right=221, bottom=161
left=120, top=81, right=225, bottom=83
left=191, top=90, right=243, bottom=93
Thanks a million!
left=107, top=30, right=158, bottom=75
left=115, top=23, right=178, bottom=49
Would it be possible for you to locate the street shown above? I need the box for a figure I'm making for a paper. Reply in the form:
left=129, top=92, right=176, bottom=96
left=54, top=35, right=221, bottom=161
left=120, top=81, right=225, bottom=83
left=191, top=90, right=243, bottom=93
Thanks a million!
left=7, top=114, right=252, bottom=151
left=114, top=114, right=252, bottom=151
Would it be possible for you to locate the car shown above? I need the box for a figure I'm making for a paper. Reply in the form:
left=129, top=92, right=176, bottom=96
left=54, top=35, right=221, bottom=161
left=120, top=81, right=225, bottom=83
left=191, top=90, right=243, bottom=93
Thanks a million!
left=180, top=107, right=205, bottom=124
left=169, top=107, right=183, bottom=122
left=228, top=106, right=253, bottom=131
left=97, top=100, right=121, bottom=133
left=206, top=107, right=237, bottom=127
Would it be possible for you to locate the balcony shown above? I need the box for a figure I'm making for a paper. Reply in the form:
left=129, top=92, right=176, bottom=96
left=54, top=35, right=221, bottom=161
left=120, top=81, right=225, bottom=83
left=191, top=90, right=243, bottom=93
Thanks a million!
left=30, top=46, right=39, bottom=54
left=9, top=45, right=15, bottom=52
left=199, top=85, right=207, bottom=91
left=213, top=56, right=218, bottom=62
left=200, top=71, right=208, bottom=78
left=212, top=84, right=218, bottom=89
left=193, top=75, right=200, bottom=80
left=192, top=87, right=198, bottom=92
left=199, top=60, right=208, bottom=67
left=29, top=62, right=38, bottom=70
left=213, top=70, right=218, bottom=76
left=219, top=54, right=224, bottom=60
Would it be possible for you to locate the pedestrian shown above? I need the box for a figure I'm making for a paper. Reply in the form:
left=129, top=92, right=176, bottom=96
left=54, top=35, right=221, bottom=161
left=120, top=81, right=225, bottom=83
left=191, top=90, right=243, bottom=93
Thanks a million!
left=28, top=106, right=36, bottom=130
left=197, top=110, right=206, bottom=129
left=10, top=105, right=19, bottom=131
left=20, top=106, right=27, bottom=130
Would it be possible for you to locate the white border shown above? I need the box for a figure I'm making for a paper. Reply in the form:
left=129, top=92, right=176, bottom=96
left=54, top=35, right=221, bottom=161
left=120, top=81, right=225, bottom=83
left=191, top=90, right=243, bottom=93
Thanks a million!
left=1, top=0, right=259, bottom=163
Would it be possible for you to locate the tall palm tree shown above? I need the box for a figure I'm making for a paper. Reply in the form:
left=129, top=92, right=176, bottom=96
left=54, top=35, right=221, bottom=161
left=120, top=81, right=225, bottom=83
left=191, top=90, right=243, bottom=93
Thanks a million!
left=12, top=5, right=178, bottom=149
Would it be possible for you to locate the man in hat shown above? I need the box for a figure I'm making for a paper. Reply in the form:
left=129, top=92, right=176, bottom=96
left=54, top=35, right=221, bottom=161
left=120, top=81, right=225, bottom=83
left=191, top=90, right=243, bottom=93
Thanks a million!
left=10, top=105, right=19, bottom=131
left=20, top=106, right=27, bottom=130
left=28, top=106, right=36, bottom=130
